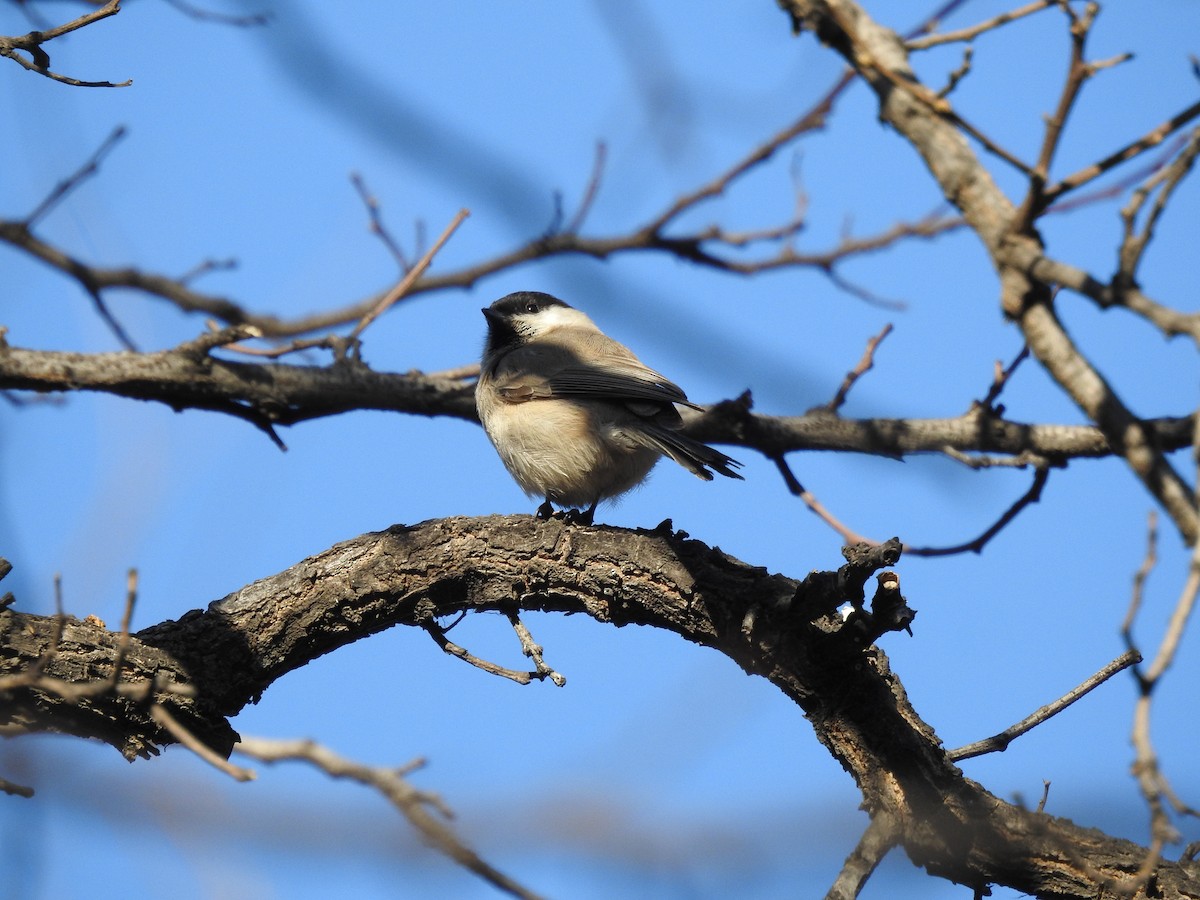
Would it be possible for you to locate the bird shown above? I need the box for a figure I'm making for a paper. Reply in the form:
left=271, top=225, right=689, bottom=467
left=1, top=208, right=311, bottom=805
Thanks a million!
left=476, top=291, right=743, bottom=524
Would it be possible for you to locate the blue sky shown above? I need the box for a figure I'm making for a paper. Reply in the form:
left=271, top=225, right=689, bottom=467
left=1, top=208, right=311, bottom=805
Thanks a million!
left=3, top=1, right=1200, bottom=898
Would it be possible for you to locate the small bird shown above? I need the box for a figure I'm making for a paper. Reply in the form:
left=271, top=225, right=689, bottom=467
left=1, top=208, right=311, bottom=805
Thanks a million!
left=476, top=291, right=743, bottom=524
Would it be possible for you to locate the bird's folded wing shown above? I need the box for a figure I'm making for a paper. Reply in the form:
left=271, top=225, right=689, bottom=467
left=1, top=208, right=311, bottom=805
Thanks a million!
left=548, top=365, right=700, bottom=409
left=491, top=343, right=700, bottom=410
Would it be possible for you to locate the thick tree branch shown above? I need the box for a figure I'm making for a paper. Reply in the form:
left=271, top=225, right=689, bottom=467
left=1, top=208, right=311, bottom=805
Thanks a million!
left=1, top=516, right=1189, bottom=898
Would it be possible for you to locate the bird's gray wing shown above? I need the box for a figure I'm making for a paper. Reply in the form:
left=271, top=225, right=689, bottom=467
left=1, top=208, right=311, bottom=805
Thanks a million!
left=491, top=341, right=700, bottom=410
left=548, top=365, right=700, bottom=410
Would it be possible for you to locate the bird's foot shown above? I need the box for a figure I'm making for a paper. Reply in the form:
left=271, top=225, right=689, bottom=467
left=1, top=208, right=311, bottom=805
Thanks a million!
left=535, top=499, right=556, bottom=520
left=563, top=504, right=596, bottom=526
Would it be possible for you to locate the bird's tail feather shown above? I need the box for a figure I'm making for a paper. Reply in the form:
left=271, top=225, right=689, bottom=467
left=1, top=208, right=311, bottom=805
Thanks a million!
left=635, top=426, right=744, bottom=481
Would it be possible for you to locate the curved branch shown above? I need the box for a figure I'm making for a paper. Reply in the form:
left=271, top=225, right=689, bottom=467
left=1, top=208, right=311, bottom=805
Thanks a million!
left=1, top=516, right=1192, bottom=898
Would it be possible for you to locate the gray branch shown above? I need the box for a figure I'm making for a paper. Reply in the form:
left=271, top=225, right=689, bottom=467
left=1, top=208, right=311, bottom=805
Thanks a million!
left=1, top=340, right=1191, bottom=462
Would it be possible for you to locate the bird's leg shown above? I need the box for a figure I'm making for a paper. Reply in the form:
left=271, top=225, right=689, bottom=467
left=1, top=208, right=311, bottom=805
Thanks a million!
left=536, top=499, right=555, bottom=520
left=573, top=502, right=597, bottom=526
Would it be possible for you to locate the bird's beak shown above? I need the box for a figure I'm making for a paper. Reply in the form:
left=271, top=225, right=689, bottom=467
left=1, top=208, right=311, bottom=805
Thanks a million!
left=482, top=307, right=502, bottom=324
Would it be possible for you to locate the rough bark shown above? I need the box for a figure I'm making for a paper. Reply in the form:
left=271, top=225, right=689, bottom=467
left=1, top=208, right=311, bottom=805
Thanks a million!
left=2, top=515, right=1196, bottom=897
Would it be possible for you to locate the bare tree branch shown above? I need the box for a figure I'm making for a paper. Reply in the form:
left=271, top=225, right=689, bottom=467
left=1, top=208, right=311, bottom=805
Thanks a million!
left=235, top=737, right=545, bottom=900
left=2, top=516, right=1196, bottom=898
left=2, top=336, right=1195, bottom=465
left=948, top=648, right=1142, bottom=761
left=0, top=0, right=131, bottom=87
left=825, top=813, right=898, bottom=900
left=777, top=0, right=1200, bottom=544
left=907, top=0, right=1056, bottom=50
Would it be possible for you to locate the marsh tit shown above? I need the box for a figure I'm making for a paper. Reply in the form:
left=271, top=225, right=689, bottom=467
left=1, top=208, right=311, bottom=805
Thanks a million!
left=476, top=291, right=743, bottom=524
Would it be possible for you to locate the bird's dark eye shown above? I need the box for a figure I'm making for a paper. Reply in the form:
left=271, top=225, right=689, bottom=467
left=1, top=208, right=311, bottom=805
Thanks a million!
left=524, top=301, right=539, bottom=313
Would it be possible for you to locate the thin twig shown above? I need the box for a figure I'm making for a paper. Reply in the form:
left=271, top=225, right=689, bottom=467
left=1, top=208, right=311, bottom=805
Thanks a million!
left=105, top=568, right=138, bottom=689
left=907, top=0, right=1056, bottom=50
left=1118, top=510, right=1200, bottom=894
left=1036, top=781, right=1051, bottom=814
left=1042, top=97, right=1200, bottom=206
left=1121, top=511, right=1158, bottom=642
left=351, top=172, right=410, bottom=270
left=936, top=45, right=973, bottom=99
left=24, top=126, right=128, bottom=227
left=506, top=612, right=566, bottom=687
left=826, top=324, right=893, bottom=413
left=906, top=466, right=1050, bottom=557
left=423, top=621, right=537, bottom=685
left=948, top=648, right=1142, bottom=761
left=236, top=737, right=545, bottom=900
left=775, top=455, right=876, bottom=547
left=148, top=704, right=256, bottom=782
left=978, top=344, right=1030, bottom=413
left=1118, top=128, right=1200, bottom=285
left=0, top=0, right=131, bottom=87
left=86, top=285, right=139, bottom=352
left=347, top=208, right=469, bottom=342
left=564, top=141, right=608, bottom=235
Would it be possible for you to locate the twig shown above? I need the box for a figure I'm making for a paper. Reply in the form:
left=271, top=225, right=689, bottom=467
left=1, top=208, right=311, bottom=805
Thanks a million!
left=0, top=0, right=131, bottom=87
left=773, top=456, right=877, bottom=547
left=24, top=126, right=128, bottom=227
left=179, top=257, right=238, bottom=285
left=86, top=285, right=139, bottom=352
left=644, top=73, right=852, bottom=235
left=1118, top=128, right=1200, bottom=286
left=347, top=208, right=469, bottom=342
left=351, top=172, right=410, bottom=270
left=0, top=199, right=957, bottom=339
left=563, top=141, right=608, bottom=235
left=831, top=2, right=1035, bottom=176
left=907, top=0, right=1056, bottom=50
left=423, top=621, right=538, bottom=685
left=425, top=363, right=480, bottom=381
left=176, top=324, right=265, bottom=358
left=906, top=466, right=1050, bottom=557
left=822, top=267, right=907, bottom=311
left=978, top=344, right=1030, bottom=413
left=235, top=737, right=545, bottom=900
left=948, top=648, right=1142, bottom=761
left=148, top=703, right=256, bottom=782
left=1121, top=511, right=1158, bottom=641
left=1041, top=97, right=1200, bottom=207
left=506, top=612, right=566, bottom=687
left=1036, top=780, right=1051, bottom=814
left=939, top=447, right=1048, bottom=470
left=936, top=45, right=973, bottom=99
left=826, top=323, right=893, bottom=413
left=1118, top=512, right=1200, bottom=893
left=106, top=568, right=138, bottom=689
